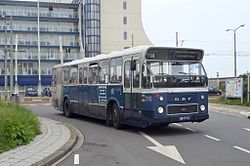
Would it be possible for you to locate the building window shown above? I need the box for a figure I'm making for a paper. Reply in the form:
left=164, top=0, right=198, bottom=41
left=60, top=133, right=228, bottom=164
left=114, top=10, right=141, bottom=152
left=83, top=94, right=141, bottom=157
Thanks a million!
left=123, top=16, right=127, bottom=25
left=123, top=31, right=127, bottom=40
left=123, top=1, right=127, bottom=10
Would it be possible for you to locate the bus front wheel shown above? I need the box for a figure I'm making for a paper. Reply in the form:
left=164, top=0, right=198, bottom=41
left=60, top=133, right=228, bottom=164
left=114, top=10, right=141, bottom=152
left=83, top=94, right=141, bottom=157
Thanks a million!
left=111, top=104, right=123, bottom=129
left=63, top=99, right=73, bottom=118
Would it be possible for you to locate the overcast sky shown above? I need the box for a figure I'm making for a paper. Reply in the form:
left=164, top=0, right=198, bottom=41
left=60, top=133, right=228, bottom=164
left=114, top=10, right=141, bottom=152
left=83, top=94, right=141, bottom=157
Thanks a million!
left=142, top=0, right=250, bottom=78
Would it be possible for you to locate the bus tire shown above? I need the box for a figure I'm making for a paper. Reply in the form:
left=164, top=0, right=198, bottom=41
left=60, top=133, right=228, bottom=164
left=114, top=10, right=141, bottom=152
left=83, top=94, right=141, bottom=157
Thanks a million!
left=106, top=110, right=113, bottom=126
left=111, top=103, right=123, bottom=129
left=63, top=99, right=73, bottom=118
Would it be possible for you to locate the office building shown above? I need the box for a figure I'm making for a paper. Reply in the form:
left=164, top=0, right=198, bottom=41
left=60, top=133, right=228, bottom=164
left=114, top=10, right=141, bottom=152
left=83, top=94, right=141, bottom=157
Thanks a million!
left=0, top=0, right=151, bottom=95
left=0, top=0, right=83, bottom=95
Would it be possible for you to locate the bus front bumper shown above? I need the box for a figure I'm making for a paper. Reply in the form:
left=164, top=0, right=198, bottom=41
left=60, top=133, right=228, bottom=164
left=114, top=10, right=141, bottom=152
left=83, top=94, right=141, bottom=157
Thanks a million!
left=149, top=113, right=209, bottom=125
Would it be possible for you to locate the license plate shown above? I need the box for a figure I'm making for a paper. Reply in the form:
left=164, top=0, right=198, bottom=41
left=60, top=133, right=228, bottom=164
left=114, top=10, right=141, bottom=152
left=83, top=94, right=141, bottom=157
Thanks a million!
left=179, top=116, right=191, bottom=121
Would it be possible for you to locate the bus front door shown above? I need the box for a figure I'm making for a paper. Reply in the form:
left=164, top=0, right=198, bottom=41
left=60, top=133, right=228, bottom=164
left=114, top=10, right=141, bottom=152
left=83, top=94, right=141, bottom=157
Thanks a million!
left=123, top=59, right=140, bottom=122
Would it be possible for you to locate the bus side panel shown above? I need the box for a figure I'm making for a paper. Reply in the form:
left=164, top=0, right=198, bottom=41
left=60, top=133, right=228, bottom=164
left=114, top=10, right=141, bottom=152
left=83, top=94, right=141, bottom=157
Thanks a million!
left=88, top=85, right=100, bottom=117
left=67, top=86, right=79, bottom=114
left=78, top=85, right=89, bottom=116
left=106, top=85, right=124, bottom=117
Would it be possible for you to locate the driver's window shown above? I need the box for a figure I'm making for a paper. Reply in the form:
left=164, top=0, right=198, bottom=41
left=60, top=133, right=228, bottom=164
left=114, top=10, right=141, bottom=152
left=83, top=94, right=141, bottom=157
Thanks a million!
left=124, top=61, right=131, bottom=88
left=133, top=60, right=140, bottom=88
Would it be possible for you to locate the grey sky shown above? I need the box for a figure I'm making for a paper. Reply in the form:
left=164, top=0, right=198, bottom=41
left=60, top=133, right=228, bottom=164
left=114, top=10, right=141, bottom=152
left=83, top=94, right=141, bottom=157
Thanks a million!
left=142, top=0, right=250, bottom=78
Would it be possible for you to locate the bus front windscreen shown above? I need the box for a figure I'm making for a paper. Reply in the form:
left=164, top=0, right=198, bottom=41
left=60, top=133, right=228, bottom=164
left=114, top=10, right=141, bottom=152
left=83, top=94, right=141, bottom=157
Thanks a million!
left=142, top=61, right=207, bottom=88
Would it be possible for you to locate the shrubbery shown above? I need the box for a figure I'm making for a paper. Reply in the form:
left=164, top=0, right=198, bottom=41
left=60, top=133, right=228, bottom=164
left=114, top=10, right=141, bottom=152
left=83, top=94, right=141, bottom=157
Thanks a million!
left=0, top=102, right=41, bottom=153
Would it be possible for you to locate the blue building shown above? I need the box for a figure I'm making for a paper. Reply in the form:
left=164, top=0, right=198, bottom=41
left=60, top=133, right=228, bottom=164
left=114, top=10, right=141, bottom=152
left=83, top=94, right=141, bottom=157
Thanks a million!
left=0, top=0, right=84, bottom=95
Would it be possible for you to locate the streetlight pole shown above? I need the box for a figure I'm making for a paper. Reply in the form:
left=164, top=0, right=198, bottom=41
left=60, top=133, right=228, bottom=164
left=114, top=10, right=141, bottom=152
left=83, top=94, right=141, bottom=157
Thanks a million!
left=10, top=16, right=14, bottom=96
left=226, top=24, right=245, bottom=78
left=2, top=15, right=8, bottom=100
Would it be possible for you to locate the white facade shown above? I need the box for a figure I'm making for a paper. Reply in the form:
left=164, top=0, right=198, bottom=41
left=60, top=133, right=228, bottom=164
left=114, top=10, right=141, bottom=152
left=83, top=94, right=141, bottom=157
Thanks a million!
left=100, top=0, right=151, bottom=54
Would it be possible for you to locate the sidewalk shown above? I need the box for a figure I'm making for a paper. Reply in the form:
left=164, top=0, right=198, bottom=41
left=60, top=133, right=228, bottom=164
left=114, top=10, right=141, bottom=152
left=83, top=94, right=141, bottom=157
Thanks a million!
left=209, top=103, right=250, bottom=118
left=0, top=118, right=77, bottom=166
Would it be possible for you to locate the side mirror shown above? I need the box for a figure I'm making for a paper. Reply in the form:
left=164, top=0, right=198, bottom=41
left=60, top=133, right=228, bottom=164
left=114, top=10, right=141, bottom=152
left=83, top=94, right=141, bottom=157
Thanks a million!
left=130, top=59, right=136, bottom=71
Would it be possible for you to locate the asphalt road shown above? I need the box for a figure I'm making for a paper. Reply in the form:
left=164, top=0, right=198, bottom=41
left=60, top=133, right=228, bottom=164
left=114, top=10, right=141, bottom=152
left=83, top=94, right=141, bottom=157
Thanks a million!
left=30, top=104, right=250, bottom=166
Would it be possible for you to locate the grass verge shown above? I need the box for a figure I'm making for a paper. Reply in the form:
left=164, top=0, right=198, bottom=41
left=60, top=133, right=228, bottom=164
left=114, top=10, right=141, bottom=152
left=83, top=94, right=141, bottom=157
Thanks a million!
left=209, top=96, right=250, bottom=107
left=0, top=102, right=41, bottom=153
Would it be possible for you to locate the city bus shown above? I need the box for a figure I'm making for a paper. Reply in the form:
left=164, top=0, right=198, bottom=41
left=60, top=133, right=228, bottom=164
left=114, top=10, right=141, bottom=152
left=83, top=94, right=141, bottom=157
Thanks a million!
left=52, top=46, right=209, bottom=129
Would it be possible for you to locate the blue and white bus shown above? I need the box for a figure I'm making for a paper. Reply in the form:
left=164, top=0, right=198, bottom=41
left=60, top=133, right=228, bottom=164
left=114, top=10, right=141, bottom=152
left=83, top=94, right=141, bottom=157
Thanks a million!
left=52, top=46, right=209, bottom=129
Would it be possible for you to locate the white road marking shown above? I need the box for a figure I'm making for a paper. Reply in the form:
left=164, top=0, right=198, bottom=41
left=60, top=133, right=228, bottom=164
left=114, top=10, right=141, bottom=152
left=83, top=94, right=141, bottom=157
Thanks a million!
left=139, top=131, right=186, bottom=164
left=243, top=128, right=250, bottom=132
left=233, top=146, right=250, bottom=154
left=74, top=154, right=80, bottom=165
left=173, top=123, right=183, bottom=127
left=204, top=135, right=221, bottom=142
left=185, top=127, right=197, bottom=132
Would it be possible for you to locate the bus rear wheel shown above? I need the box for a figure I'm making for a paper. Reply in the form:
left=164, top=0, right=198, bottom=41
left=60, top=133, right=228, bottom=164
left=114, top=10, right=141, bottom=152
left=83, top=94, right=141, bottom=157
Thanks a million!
left=63, top=99, right=73, bottom=118
left=111, top=104, right=123, bottom=129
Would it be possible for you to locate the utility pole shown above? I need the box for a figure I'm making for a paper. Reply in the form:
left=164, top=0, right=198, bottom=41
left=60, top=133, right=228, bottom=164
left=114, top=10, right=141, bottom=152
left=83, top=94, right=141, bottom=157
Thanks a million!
left=10, top=16, right=14, bottom=96
left=248, top=72, right=250, bottom=103
left=15, top=34, right=18, bottom=94
left=176, top=32, right=178, bottom=47
left=3, top=16, right=8, bottom=100
left=226, top=24, right=245, bottom=78
left=37, top=0, right=42, bottom=94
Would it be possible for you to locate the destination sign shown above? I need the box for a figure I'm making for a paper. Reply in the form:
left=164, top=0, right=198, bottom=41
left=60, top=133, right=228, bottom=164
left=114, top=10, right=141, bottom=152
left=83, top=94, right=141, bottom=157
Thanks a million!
left=146, top=48, right=203, bottom=61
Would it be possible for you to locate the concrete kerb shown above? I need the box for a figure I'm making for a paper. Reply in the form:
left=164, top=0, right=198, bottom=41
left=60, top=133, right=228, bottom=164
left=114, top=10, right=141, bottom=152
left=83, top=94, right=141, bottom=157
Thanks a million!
left=32, top=124, right=79, bottom=166
left=209, top=103, right=250, bottom=119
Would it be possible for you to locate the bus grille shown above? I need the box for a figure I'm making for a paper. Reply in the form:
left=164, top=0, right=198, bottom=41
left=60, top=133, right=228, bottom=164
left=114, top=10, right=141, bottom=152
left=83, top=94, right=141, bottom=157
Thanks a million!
left=167, top=104, right=197, bottom=114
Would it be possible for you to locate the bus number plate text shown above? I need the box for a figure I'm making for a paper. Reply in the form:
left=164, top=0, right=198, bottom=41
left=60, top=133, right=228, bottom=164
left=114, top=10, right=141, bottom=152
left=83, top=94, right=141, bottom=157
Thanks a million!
left=179, top=116, right=191, bottom=121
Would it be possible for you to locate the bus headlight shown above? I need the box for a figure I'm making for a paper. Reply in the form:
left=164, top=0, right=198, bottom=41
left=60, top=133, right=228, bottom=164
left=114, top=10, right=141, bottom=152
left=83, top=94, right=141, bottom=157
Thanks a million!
left=200, top=104, right=206, bottom=112
left=157, top=106, right=164, bottom=114
left=201, top=95, right=205, bottom=100
left=159, top=96, right=164, bottom=101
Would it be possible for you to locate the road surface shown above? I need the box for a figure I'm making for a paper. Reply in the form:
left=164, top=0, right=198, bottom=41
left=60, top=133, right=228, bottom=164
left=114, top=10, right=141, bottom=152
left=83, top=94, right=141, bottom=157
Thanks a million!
left=30, top=104, right=250, bottom=166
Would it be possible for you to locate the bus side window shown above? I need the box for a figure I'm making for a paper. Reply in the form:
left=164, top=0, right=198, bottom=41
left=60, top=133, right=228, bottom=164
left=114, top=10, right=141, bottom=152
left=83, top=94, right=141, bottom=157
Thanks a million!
left=133, top=61, right=140, bottom=88
left=79, top=67, right=83, bottom=84
left=89, top=63, right=99, bottom=84
left=83, top=66, right=88, bottom=84
left=110, top=57, right=122, bottom=83
left=99, top=60, right=109, bottom=84
left=70, top=66, right=78, bottom=84
left=63, top=67, right=70, bottom=85
left=124, top=61, right=131, bottom=88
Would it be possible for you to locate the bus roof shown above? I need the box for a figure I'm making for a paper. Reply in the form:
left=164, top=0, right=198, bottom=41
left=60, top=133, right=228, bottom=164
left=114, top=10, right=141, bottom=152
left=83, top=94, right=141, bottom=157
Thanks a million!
left=52, top=46, right=204, bottom=69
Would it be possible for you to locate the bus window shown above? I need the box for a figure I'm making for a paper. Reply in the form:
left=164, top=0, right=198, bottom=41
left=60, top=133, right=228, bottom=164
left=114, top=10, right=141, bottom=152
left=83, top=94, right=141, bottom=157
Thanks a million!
left=79, top=67, right=83, bottom=84
left=52, top=69, right=57, bottom=85
left=89, top=63, right=100, bottom=84
left=133, top=60, right=140, bottom=88
left=63, top=67, right=70, bottom=85
left=83, top=66, right=88, bottom=84
left=70, top=66, right=78, bottom=84
left=124, top=61, right=131, bottom=88
left=99, top=60, right=109, bottom=84
left=110, top=58, right=122, bottom=83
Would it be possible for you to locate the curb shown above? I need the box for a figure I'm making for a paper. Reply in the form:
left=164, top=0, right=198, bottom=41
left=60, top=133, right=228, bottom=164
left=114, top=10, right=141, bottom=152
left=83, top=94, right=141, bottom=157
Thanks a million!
left=209, top=103, right=250, bottom=119
left=32, top=124, right=78, bottom=166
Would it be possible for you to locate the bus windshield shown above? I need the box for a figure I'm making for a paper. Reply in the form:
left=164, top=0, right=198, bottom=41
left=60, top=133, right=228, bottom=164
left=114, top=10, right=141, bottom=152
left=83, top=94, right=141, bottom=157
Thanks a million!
left=142, top=61, right=207, bottom=88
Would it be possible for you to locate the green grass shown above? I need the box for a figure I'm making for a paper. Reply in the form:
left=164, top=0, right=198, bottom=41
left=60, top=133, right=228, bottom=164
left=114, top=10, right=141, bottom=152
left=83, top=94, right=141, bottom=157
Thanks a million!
left=0, top=102, right=41, bottom=153
left=209, top=96, right=250, bottom=107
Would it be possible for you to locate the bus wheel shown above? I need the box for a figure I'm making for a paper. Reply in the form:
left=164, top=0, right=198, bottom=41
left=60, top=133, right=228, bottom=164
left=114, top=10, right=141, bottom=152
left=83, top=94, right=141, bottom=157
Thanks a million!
left=63, top=99, right=73, bottom=118
left=111, top=104, right=123, bottom=129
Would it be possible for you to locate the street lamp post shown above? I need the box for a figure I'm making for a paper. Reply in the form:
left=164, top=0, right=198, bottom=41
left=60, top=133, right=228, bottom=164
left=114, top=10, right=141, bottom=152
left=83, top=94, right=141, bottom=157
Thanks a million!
left=226, top=24, right=245, bottom=78
left=1, top=15, right=8, bottom=100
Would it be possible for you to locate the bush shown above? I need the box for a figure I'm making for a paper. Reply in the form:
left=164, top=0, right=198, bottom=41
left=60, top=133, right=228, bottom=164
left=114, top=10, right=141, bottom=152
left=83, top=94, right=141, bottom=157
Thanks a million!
left=0, top=102, right=41, bottom=153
